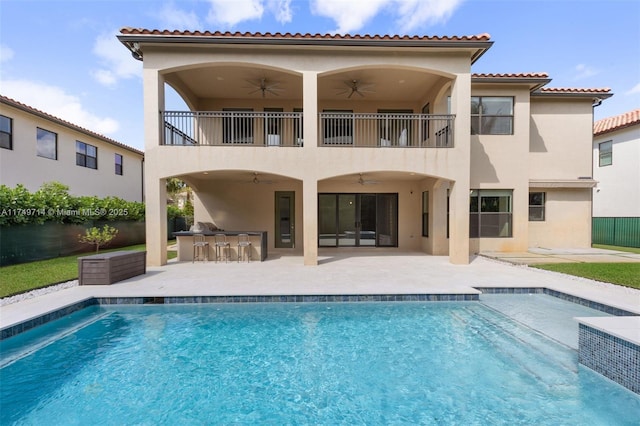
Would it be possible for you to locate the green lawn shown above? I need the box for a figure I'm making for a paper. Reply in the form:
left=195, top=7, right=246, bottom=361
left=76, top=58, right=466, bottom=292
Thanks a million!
left=0, top=242, right=176, bottom=298
left=530, top=244, right=640, bottom=290
left=532, top=263, right=640, bottom=289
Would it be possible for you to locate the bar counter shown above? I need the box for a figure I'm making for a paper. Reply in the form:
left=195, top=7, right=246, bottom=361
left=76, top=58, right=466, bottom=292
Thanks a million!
left=173, top=231, right=267, bottom=261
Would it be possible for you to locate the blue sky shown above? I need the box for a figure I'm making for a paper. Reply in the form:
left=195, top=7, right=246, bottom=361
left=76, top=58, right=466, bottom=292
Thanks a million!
left=1, top=0, right=638, bottom=151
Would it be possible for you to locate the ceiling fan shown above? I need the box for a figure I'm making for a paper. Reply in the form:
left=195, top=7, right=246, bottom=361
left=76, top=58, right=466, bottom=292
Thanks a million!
left=244, top=172, right=274, bottom=185
left=337, top=79, right=375, bottom=98
left=357, top=173, right=379, bottom=185
left=244, top=78, right=283, bottom=98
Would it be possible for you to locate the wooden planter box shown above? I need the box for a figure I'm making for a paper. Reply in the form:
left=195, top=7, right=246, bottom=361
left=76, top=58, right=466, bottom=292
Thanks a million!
left=78, top=250, right=146, bottom=285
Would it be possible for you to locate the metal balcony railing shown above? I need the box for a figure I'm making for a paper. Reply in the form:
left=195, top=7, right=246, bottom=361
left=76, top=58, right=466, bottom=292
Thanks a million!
left=162, top=111, right=454, bottom=148
left=163, top=111, right=304, bottom=146
left=320, top=113, right=454, bottom=148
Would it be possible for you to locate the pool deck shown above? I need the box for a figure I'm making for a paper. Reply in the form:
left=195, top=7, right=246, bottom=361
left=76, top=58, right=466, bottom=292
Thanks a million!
left=2, top=248, right=639, bottom=341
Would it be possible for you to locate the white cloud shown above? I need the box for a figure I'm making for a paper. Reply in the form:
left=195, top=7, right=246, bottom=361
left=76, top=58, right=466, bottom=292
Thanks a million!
left=310, top=0, right=462, bottom=34
left=91, top=30, right=142, bottom=87
left=206, top=0, right=264, bottom=27
left=574, top=63, right=599, bottom=80
left=157, top=2, right=203, bottom=30
left=310, top=0, right=388, bottom=34
left=0, top=44, right=14, bottom=63
left=268, top=0, right=293, bottom=24
left=1, top=79, right=119, bottom=135
left=626, top=82, right=640, bottom=95
left=393, top=0, right=463, bottom=32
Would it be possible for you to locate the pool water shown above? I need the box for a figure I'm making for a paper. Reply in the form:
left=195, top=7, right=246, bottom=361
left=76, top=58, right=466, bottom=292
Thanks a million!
left=1, top=299, right=639, bottom=425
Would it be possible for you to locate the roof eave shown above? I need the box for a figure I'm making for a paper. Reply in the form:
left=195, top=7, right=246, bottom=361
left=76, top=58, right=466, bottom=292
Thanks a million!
left=472, top=77, right=552, bottom=92
left=117, top=33, right=493, bottom=62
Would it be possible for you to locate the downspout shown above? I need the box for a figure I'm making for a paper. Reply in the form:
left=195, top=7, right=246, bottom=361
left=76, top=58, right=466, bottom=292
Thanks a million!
left=590, top=97, right=603, bottom=246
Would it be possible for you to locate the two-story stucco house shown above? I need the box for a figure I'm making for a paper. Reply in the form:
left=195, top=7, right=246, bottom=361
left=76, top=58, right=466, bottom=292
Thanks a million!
left=0, top=95, right=144, bottom=202
left=117, top=29, right=611, bottom=266
left=593, top=109, right=640, bottom=217
left=592, top=109, right=640, bottom=247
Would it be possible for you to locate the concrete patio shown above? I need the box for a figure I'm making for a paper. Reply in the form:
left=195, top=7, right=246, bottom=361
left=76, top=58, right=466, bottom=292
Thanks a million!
left=2, top=248, right=639, bottom=334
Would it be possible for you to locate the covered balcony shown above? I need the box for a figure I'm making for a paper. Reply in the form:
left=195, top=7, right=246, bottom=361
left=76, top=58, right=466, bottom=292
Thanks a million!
left=162, top=111, right=454, bottom=148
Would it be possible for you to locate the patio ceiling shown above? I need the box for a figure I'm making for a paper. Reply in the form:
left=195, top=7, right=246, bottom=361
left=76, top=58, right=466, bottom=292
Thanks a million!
left=166, top=66, right=442, bottom=103
left=179, top=170, right=432, bottom=187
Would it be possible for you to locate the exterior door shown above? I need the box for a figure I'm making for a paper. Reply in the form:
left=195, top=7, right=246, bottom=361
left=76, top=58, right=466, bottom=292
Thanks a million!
left=318, top=193, right=397, bottom=247
left=275, top=191, right=295, bottom=248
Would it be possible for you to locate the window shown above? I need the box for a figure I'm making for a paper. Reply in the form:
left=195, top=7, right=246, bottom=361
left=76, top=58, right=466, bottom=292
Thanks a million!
left=422, top=191, right=429, bottom=237
left=599, top=141, right=612, bottom=166
left=223, top=108, right=253, bottom=144
left=115, top=154, right=123, bottom=175
left=37, top=128, right=57, bottom=160
left=471, top=97, right=513, bottom=135
left=76, top=141, right=97, bottom=169
left=470, top=189, right=513, bottom=238
left=0, top=115, right=12, bottom=150
left=529, top=192, right=545, bottom=221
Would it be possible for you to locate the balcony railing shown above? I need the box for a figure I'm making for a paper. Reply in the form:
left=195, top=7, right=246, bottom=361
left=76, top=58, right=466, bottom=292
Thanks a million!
left=163, top=111, right=304, bottom=147
left=162, top=111, right=454, bottom=148
left=320, top=113, right=454, bottom=148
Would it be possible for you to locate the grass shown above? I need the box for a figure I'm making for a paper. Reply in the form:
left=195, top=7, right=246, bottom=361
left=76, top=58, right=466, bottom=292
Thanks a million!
left=532, top=263, right=640, bottom=289
left=531, top=244, right=640, bottom=290
left=0, top=241, right=176, bottom=299
left=592, top=244, right=640, bottom=254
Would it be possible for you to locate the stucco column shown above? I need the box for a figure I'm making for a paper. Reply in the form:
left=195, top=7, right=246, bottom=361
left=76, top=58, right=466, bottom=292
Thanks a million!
left=431, top=179, right=449, bottom=255
left=302, top=71, right=319, bottom=265
left=143, top=68, right=167, bottom=266
left=145, top=174, right=168, bottom=266
left=449, top=73, right=471, bottom=264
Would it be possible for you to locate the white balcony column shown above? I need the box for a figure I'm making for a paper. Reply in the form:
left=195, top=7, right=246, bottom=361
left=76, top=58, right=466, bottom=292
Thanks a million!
left=448, top=72, right=471, bottom=264
left=302, top=71, right=319, bottom=265
left=143, top=68, right=167, bottom=265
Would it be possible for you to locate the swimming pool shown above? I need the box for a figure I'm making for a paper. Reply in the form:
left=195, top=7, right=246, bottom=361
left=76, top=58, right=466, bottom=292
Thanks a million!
left=1, top=298, right=639, bottom=425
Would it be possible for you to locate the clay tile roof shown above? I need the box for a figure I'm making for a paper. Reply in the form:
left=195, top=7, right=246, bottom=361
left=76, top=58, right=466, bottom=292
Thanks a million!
left=594, top=108, right=640, bottom=136
left=472, top=72, right=549, bottom=79
left=538, top=87, right=612, bottom=94
left=0, top=95, right=144, bottom=156
left=119, top=27, right=491, bottom=41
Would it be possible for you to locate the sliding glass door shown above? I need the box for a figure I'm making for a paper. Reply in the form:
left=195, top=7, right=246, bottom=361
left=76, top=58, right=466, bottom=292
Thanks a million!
left=318, top=193, right=397, bottom=247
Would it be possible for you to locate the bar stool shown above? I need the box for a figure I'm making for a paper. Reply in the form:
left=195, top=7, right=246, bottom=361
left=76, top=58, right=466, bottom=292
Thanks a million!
left=213, top=233, right=230, bottom=262
left=237, top=233, right=252, bottom=262
left=192, top=234, right=209, bottom=262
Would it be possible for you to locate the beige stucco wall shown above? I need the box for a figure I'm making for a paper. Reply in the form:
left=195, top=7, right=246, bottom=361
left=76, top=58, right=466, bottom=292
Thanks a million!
left=528, top=98, right=595, bottom=248
left=0, top=103, right=144, bottom=201
left=528, top=188, right=592, bottom=247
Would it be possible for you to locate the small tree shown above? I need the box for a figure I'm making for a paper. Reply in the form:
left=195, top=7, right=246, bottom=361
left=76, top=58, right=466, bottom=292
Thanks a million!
left=78, top=225, right=119, bottom=252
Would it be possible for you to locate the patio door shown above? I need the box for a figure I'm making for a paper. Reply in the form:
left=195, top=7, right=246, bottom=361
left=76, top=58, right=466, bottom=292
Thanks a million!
left=318, top=193, right=397, bottom=247
left=275, top=191, right=295, bottom=248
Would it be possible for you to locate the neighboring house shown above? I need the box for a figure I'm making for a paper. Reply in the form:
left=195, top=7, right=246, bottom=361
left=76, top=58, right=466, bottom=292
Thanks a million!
left=117, top=29, right=611, bottom=266
left=0, top=95, right=144, bottom=202
left=593, top=109, right=640, bottom=217
left=592, top=109, right=640, bottom=247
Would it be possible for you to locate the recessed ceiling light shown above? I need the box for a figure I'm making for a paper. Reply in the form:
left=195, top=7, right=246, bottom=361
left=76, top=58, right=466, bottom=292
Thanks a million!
left=216, top=76, right=224, bottom=81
